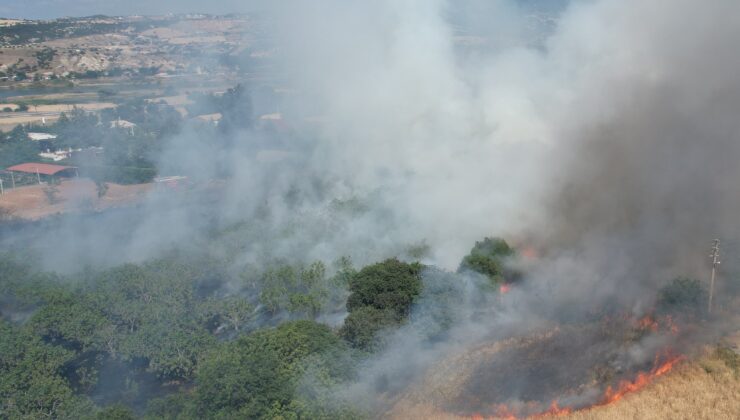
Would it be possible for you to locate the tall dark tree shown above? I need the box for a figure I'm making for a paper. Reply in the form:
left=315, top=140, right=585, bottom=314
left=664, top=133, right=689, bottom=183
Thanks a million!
left=217, top=84, right=253, bottom=133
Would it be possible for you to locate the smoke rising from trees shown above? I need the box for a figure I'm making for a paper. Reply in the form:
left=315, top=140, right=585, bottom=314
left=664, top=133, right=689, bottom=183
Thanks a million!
left=2, top=0, right=740, bottom=417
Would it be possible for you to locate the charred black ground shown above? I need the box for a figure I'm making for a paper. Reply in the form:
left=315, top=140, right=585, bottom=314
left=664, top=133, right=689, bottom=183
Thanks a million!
left=446, top=323, right=676, bottom=417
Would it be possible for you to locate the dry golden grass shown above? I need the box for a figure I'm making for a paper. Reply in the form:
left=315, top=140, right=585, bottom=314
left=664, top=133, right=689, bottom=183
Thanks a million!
left=387, top=345, right=740, bottom=420
left=556, top=351, right=739, bottom=420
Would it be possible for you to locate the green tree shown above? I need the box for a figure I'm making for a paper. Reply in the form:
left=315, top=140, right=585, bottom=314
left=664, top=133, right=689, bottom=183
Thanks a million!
left=0, top=320, right=94, bottom=419
left=96, top=404, right=136, bottom=420
left=217, top=84, right=253, bottom=133
left=458, top=237, right=514, bottom=285
left=217, top=296, right=255, bottom=332
left=346, top=258, right=423, bottom=317
left=28, top=293, right=109, bottom=351
left=339, top=306, right=397, bottom=351
left=95, top=180, right=109, bottom=198
left=259, top=261, right=336, bottom=319
left=0, top=125, right=39, bottom=168
left=193, top=321, right=351, bottom=419
left=340, top=259, right=423, bottom=350
left=86, top=260, right=218, bottom=380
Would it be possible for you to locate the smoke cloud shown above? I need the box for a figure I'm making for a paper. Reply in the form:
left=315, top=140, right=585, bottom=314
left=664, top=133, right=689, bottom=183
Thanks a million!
left=3, top=0, right=740, bottom=415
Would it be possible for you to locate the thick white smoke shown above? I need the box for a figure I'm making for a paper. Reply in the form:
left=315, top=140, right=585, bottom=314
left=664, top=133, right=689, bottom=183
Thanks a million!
left=9, top=0, right=740, bottom=290
left=3, top=0, right=739, bottom=416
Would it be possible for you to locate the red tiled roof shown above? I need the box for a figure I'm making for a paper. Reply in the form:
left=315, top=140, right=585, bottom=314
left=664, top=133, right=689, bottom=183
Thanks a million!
left=6, top=163, right=77, bottom=176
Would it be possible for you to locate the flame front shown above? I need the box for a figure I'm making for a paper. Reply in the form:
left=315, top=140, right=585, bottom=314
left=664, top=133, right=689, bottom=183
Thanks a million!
left=469, top=352, right=683, bottom=419
left=600, top=353, right=683, bottom=405
left=535, top=401, right=572, bottom=417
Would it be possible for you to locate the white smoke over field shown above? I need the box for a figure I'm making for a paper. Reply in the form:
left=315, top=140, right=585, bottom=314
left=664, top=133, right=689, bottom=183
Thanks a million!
left=4, top=0, right=737, bottom=316
left=248, top=0, right=740, bottom=284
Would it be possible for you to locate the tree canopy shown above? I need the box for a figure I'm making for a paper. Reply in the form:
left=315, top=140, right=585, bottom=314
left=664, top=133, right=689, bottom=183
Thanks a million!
left=457, top=237, right=514, bottom=285
left=341, top=259, right=423, bottom=350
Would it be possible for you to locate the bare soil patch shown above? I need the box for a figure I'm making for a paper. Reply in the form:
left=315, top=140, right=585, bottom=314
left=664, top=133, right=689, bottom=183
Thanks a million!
left=0, top=179, right=151, bottom=220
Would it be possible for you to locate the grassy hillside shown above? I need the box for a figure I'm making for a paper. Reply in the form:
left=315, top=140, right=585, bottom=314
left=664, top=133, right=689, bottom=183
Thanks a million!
left=561, top=347, right=739, bottom=420
left=389, top=344, right=740, bottom=420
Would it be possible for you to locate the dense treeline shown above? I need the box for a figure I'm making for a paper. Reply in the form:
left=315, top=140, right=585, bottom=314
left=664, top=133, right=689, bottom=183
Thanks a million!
left=0, top=235, right=519, bottom=419
left=0, top=245, right=440, bottom=419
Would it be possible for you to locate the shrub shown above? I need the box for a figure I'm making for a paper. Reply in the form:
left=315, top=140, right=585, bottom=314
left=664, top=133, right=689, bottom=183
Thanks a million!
left=458, top=237, right=513, bottom=285
left=339, top=306, right=397, bottom=350
left=346, top=258, right=422, bottom=318
left=341, top=259, right=422, bottom=350
left=657, top=277, right=707, bottom=317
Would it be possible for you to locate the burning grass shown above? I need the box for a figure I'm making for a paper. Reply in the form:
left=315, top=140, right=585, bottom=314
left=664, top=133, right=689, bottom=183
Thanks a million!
left=446, top=324, right=681, bottom=417
left=387, top=315, right=708, bottom=419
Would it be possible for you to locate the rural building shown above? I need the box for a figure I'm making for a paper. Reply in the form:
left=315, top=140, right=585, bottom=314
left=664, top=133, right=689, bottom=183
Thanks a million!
left=5, top=163, right=78, bottom=184
left=27, top=132, right=58, bottom=141
left=110, top=119, right=137, bottom=129
left=39, top=148, right=74, bottom=162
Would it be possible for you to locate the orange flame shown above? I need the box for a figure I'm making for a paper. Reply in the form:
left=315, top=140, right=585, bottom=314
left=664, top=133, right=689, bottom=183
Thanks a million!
left=636, top=315, right=659, bottom=332
left=520, top=246, right=538, bottom=260
left=600, top=354, right=684, bottom=405
left=533, top=401, right=572, bottom=417
left=664, top=315, right=679, bottom=335
left=500, top=283, right=512, bottom=294
left=471, top=405, right=517, bottom=420
left=628, top=314, right=681, bottom=335
left=468, top=352, right=683, bottom=420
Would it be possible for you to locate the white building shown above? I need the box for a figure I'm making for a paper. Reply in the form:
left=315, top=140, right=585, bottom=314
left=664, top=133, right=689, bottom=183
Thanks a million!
left=28, top=132, right=58, bottom=141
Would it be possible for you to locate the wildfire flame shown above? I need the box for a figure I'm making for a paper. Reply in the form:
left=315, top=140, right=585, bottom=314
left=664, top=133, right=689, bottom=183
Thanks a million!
left=618, top=313, right=680, bottom=336
left=500, top=283, right=512, bottom=294
left=520, top=246, right=539, bottom=260
left=532, top=401, right=572, bottom=417
left=636, top=315, right=659, bottom=332
left=469, top=352, right=683, bottom=419
left=600, top=353, right=684, bottom=405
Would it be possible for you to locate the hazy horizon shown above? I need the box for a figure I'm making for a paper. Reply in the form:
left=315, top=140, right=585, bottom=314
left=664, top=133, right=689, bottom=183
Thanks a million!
left=0, top=0, right=565, bottom=20
left=0, top=0, right=267, bottom=20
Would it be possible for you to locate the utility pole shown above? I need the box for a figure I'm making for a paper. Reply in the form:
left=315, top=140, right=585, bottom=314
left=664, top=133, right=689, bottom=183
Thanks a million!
left=708, top=239, right=721, bottom=314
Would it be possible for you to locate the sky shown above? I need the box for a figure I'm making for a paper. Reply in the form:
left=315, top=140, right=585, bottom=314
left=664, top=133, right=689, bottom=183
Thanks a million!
left=0, top=0, right=267, bottom=19
left=0, top=0, right=567, bottom=20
